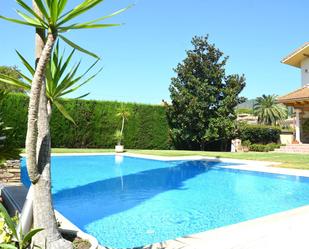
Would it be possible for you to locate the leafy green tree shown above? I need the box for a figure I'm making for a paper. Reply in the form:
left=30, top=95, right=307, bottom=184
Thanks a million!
left=167, top=35, right=246, bottom=151
left=253, top=94, right=287, bottom=125
left=0, top=1, right=127, bottom=248
left=0, top=66, right=24, bottom=92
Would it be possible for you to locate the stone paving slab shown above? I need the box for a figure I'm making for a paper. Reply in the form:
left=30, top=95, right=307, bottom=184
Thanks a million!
left=145, top=205, right=309, bottom=249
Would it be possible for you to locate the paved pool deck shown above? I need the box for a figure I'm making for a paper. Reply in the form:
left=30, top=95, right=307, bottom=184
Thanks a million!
left=20, top=152, right=309, bottom=249
left=146, top=205, right=309, bottom=249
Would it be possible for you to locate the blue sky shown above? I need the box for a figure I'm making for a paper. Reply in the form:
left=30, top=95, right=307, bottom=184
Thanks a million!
left=0, top=0, right=308, bottom=104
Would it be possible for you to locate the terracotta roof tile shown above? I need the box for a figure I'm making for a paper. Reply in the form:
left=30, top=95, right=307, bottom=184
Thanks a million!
left=278, top=85, right=309, bottom=103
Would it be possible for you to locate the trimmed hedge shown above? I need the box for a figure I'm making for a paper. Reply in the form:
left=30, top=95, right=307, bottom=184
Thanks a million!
left=248, top=143, right=281, bottom=152
left=0, top=93, right=170, bottom=149
left=238, top=124, right=281, bottom=144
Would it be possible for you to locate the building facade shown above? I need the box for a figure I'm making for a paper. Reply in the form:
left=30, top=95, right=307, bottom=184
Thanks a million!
left=278, top=43, right=309, bottom=144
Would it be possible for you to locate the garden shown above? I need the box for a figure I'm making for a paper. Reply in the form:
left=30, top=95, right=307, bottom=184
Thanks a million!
left=0, top=0, right=305, bottom=248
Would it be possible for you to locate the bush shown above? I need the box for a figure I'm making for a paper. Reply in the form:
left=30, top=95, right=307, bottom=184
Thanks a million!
left=248, top=143, right=281, bottom=152
left=0, top=115, right=21, bottom=165
left=0, top=203, right=43, bottom=248
left=0, top=93, right=170, bottom=149
left=238, top=123, right=281, bottom=144
left=0, top=91, right=20, bottom=164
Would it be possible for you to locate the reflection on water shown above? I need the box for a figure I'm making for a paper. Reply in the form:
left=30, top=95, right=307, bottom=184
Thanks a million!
left=115, top=154, right=124, bottom=164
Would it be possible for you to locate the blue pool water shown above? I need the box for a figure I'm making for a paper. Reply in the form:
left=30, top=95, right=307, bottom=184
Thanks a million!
left=21, top=155, right=309, bottom=248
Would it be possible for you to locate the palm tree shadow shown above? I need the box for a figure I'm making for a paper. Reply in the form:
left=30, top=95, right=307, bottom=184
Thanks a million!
left=52, top=160, right=218, bottom=229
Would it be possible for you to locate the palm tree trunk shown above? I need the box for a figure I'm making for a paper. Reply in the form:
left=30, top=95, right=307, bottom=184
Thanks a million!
left=121, top=116, right=125, bottom=135
left=30, top=3, right=72, bottom=248
left=121, top=117, right=124, bottom=135
left=120, top=116, right=125, bottom=144
left=26, top=31, right=55, bottom=184
left=34, top=97, right=72, bottom=249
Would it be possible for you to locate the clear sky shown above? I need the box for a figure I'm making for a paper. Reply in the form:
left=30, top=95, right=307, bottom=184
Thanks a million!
left=0, top=0, right=308, bottom=104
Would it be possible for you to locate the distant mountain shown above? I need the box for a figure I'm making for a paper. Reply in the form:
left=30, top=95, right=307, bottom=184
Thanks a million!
left=236, top=99, right=256, bottom=110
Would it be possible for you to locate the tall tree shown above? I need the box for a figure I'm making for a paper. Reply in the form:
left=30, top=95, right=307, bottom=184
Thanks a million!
left=0, top=37, right=100, bottom=249
left=0, top=1, right=127, bottom=248
left=167, top=35, right=246, bottom=151
left=32, top=2, right=65, bottom=247
left=253, top=94, right=287, bottom=125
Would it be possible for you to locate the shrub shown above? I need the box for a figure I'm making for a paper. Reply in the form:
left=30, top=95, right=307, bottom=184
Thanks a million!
left=248, top=143, right=281, bottom=152
left=238, top=123, right=281, bottom=144
left=266, top=143, right=281, bottom=150
left=0, top=91, right=20, bottom=165
left=0, top=211, right=14, bottom=243
left=241, top=140, right=251, bottom=147
left=0, top=203, right=43, bottom=248
left=0, top=93, right=170, bottom=149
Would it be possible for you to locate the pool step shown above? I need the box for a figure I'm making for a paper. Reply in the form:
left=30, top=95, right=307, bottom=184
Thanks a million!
left=275, top=144, right=309, bottom=153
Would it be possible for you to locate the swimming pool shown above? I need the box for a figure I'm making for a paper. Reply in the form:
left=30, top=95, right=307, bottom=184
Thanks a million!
left=21, top=155, right=309, bottom=248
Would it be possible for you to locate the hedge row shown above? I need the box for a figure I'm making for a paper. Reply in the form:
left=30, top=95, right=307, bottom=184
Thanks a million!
left=238, top=124, right=281, bottom=144
left=0, top=93, right=170, bottom=149
left=248, top=143, right=281, bottom=152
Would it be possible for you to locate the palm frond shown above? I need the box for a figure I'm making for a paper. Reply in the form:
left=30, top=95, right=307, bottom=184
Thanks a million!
left=53, top=100, right=75, bottom=124
left=59, top=35, right=100, bottom=59
left=0, top=74, right=31, bottom=91
left=15, top=48, right=101, bottom=122
left=1, top=0, right=130, bottom=58
left=253, top=94, right=287, bottom=125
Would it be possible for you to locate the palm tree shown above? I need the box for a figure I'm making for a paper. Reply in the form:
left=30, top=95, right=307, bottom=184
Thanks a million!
left=0, top=1, right=128, bottom=248
left=0, top=44, right=101, bottom=249
left=0, top=43, right=101, bottom=123
left=253, top=94, right=287, bottom=125
left=116, top=105, right=130, bottom=144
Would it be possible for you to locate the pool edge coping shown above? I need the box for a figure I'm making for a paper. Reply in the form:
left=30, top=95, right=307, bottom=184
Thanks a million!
left=124, top=152, right=309, bottom=177
left=55, top=210, right=99, bottom=249
left=22, top=152, right=309, bottom=178
left=141, top=204, right=309, bottom=249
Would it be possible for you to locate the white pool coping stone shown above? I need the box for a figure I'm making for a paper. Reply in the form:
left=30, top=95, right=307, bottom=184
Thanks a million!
left=44, top=151, right=309, bottom=178
left=55, top=210, right=99, bottom=249
left=144, top=204, right=309, bottom=249
left=21, top=152, right=309, bottom=249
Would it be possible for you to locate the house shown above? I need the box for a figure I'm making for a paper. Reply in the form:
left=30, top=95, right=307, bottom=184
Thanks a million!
left=278, top=43, right=309, bottom=144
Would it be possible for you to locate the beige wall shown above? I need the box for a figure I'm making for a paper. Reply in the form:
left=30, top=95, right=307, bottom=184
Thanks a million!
left=301, top=111, right=309, bottom=143
left=301, top=58, right=309, bottom=86
left=280, top=134, right=294, bottom=145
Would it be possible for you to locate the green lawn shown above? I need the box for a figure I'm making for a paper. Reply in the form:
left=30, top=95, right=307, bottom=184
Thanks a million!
left=52, top=148, right=115, bottom=153
left=21, top=148, right=114, bottom=154
left=21, top=148, right=309, bottom=170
